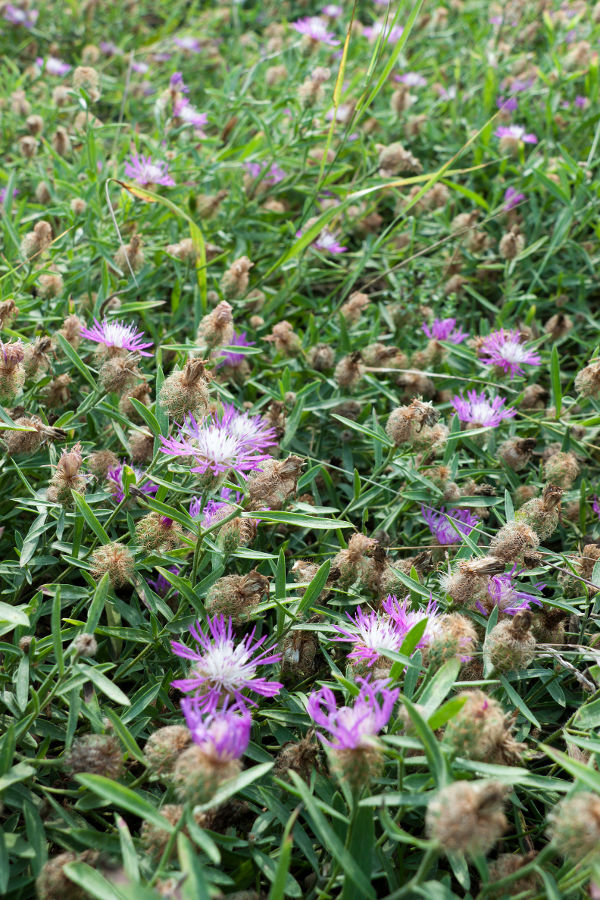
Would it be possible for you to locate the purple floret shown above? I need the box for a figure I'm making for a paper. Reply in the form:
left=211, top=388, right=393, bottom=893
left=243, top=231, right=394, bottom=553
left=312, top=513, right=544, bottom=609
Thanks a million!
left=292, top=16, right=340, bottom=45
left=451, top=390, right=516, bottom=427
left=80, top=318, right=154, bottom=356
left=307, top=678, right=399, bottom=750
left=422, top=317, right=468, bottom=344
left=106, top=461, right=158, bottom=503
left=181, top=698, right=251, bottom=760
left=124, top=150, right=175, bottom=187
left=478, top=329, right=541, bottom=378
left=422, top=505, right=479, bottom=545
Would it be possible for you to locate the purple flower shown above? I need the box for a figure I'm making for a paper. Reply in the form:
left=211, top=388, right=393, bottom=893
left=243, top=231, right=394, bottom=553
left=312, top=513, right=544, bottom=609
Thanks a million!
left=422, top=317, right=468, bottom=344
left=422, top=505, right=479, bottom=545
left=382, top=595, right=441, bottom=647
left=0, top=187, right=18, bottom=206
left=181, top=698, right=251, bottom=760
left=173, top=98, right=208, bottom=129
left=174, top=35, right=202, bottom=53
left=189, top=487, right=243, bottom=527
left=451, top=390, right=516, bottom=428
left=148, top=565, right=180, bottom=597
left=307, top=678, right=399, bottom=750
left=36, top=56, right=70, bottom=76
left=297, top=226, right=347, bottom=254
left=395, top=71, right=426, bottom=87
left=292, top=16, right=340, bottom=45
left=244, top=161, right=286, bottom=185
left=477, top=566, right=544, bottom=616
left=333, top=607, right=408, bottom=666
left=171, top=614, right=282, bottom=712
left=124, top=151, right=175, bottom=187
left=500, top=77, right=535, bottom=93
left=322, top=4, right=342, bottom=16
left=593, top=496, right=600, bottom=519
left=106, top=461, right=158, bottom=503
left=478, top=329, right=541, bottom=378
left=80, top=318, right=154, bottom=356
left=216, top=331, right=255, bottom=368
left=497, top=95, right=518, bottom=111
left=100, top=41, right=119, bottom=56
left=363, top=22, right=404, bottom=42
left=169, top=72, right=189, bottom=93
left=575, top=95, right=589, bottom=109
left=504, top=187, right=525, bottom=211
left=495, top=124, right=538, bottom=144
left=4, top=4, right=38, bottom=27
left=131, top=61, right=149, bottom=74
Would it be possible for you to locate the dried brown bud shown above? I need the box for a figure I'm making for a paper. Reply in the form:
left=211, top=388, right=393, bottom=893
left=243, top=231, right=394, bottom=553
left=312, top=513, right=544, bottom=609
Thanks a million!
left=90, top=541, right=135, bottom=587
left=426, top=780, right=508, bottom=856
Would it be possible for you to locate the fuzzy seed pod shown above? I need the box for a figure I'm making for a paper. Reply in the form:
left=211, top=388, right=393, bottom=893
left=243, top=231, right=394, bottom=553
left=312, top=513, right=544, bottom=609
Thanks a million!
left=195, top=189, right=228, bottom=218
left=547, top=792, right=600, bottom=863
left=498, top=225, right=525, bottom=259
left=44, top=374, right=72, bottom=408
left=205, top=570, right=269, bottom=623
left=129, top=428, right=154, bottom=463
left=135, top=513, right=182, bottom=552
left=87, top=450, right=119, bottom=478
left=487, top=854, right=539, bottom=897
left=99, top=354, right=142, bottom=394
left=141, top=804, right=185, bottom=859
left=19, top=135, right=38, bottom=158
left=531, top=606, right=567, bottom=644
left=378, top=141, right=422, bottom=177
left=144, top=726, right=191, bottom=776
left=172, top=744, right=242, bottom=805
left=36, top=851, right=99, bottom=900
left=544, top=313, right=572, bottom=341
left=22, top=336, right=52, bottom=377
left=498, top=437, right=536, bottom=471
left=35, top=180, right=52, bottom=204
left=90, top=541, right=135, bottom=587
left=70, top=198, right=87, bottom=215
left=391, top=85, right=415, bottom=115
left=57, top=314, right=84, bottom=348
left=489, top=521, right=539, bottom=564
left=424, top=613, right=478, bottom=667
left=444, top=691, right=524, bottom=764
left=166, top=237, right=198, bottom=262
left=197, top=301, right=234, bottom=348
left=331, top=533, right=378, bottom=589
left=0, top=298, right=18, bottom=329
left=330, top=745, right=383, bottom=791
left=119, top=381, right=152, bottom=421
left=20, top=220, right=53, bottom=260
left=4, top=416, right=45, bottom=455
left=115, top=234, right=145, bottom=274
left=266, top=64, right=287, bottom=86
left=158, top=357, right=210, bottom=419
left=217, top=516, right=257, bottom=552
left=265, top=320, right=301, bottom=356
left=11, top=89, right=31, bottom=116
left=52, top=126, right=71, bottom=157
left=247, top=456, right=304, bottom=510
left=386, top=399, right=439, bottom=445
left=340, top=291, right=370, bottom=324
left=543, top=451, right=579, bottom=489
left=67, top=733, right=123, bottom=778
left=72, top=65, right=101, bottom=100
left=575, top=361, right=600, bottom=399
left=281, top=629, right=320, bottom=681
left=426, top=780, right=508, bottom=856
left=220, top=256, right=253, bottom=299
left=515, top=484, right=563, bottom=540
left=47, top=443, right=86, bottom=504
left=274, top=734, right=318, bottom=783
left=334, top=352, right=365, bottom=390
left=72, top=633, right=98, bottom=657
left=307, top=343, right=335, bottom=371
left=484, top=610, right=536, bottom=672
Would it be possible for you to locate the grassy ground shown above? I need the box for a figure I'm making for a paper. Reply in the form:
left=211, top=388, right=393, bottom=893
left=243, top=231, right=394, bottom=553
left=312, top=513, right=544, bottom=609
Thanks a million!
left=2, top=0, right=600, bottom=897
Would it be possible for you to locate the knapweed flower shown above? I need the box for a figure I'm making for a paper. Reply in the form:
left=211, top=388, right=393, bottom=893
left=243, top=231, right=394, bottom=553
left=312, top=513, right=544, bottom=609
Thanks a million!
left=307, top=678, right=398, bottom=750
left=297, top=225, right=347, bottom=254
left=478, top=329, right=541, bottom=378
left=422, top=317, right=468, bottom=343
left=593, top=496, right=600, bottom=519
left=395, top=71, right=426, bottom=87
left=173, top=98, right=208, bottom=129
left=497, top=95, right=518, bottom=112
left=292, top=16, right=340, bottom=45
left=322, top=4, right=342, bottom=16
left=173, top=35, right=202, bottom=52
left=131, top=61, right=149, bottom=74
left=106, top=461, right=158, bottom=503
left=244, top=161, right=286, bottom=185
left=382, top=595, right=442, bottom=647
left=80, top=318, right=154, bottom=356
left=36, top=56, right=70, bottom=76
left=148, top=565, right=180, bottom=597
left=495, top=124, right=537, bottom=144
left=4, top=4, right=38, bottom=27
left=218, top=404, right=278, bottom=451
left=189, top=487, right=243, bottom=527
left=333, top=607, right=408, bottom=667
left=124, top=150, right=175, bottom=187
left=169, top=71, right=189, bottom=93
left=363, top=22, right=404, bottom=42
left=422, top=505, right=479, bottom=545
left=503, top=187, right=525, bottom=210
left=451, top=390, right=516, bottom=428
left=216, top=331, right=255, bottom=368
left=0, top=187, right=18, bottom=206
left=100, top=41, right=119, bottom=56
left=171, top=614, right=282, bottom=712
left=182, top=698, right=251, bottom=758
left=478, top=566, right=544, bottom=616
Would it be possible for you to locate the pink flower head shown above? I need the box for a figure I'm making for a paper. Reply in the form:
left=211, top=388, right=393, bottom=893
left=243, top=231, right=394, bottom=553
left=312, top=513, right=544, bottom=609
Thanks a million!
left=124, top=150, right=175, bottom=187
left=148, top=565, right=180, bottom=597
left=171, top=614, right=282, bottom=712
left=100, top=41, right=119, bottom=56
left=216, top=331, right=255, bottom=368
left=173, top=98, right=208, bottom=129
left=495, top=124, right=537, bottom=144
left=245, top=161, right=286, bottom=185
left=422, top=505, right=479, bottom=545
left=297, top=226, right=347, bottom=254
left=181, top=698, right=251, bottom=760
left=382, top=594, right=441, bottom=647
left=422, top=317, right=468, bottom=343
left=451, top=390, right=516, bottom=427
left=4, top=4, right=38, bottom=27
left=106, top=461, right=158, bottom=503
left=80, top=318, right=154, bottom=356
left=0, top=187, right=18, bottom=206
left=169, top=72, right=189, bottom=93
left=363, top=21, right=404, bottom=42
left=504, top=187, right=525, bottom=210
left=174, top=35, right=202, bottom=52
left=478, top=566, right=544, bottom=616
left=593, top=496, right=600, bottom=519
left=395, top=71, right=426, bottom=87
left=478, top=328, right=541, bottom=378
left=332, top=607, right=408, bottom=666
left=322, top=4, right=342, bottom=17
left=292, top=16, right=340, bottom=45
left=36, top=56, right=71, bottom=76
left=307, top=678, right=399, bottom=750
left=131, top=61, right=149, bottom=74
left=497, top=95, right=518, bottom=112
left=189, top=486, right=243, bottom=527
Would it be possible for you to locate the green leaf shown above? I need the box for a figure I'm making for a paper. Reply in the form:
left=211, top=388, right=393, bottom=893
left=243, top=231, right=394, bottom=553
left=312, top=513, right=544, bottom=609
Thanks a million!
left=194, top=762, right=274, bottom=813
left=178, top=833, right=211, bottom=900
left=54, top=333, right=97, bottom=388
left=499, top=675, right=541, bottom=729
left=541, top=744, right=600, bottom=793
left=75, top=774, right=176, bottom=830
left=85, top=573, right=111, bottom=633
left=127, top=398, right=162, bottom=437
left=247, top=510, right=353, bottom=530
left=79, top=664, right=130, bottom=706
left=72, top=491, right=110, bottom=544
left=550, top=345, right=562, bottom=418
left=401, top=698, right=450, bottom=787
left=0, top=602, right=29, bottom=627
left=419, top=659, right=461, bottom=717
left=286, top=772, right=376, bottom=899
left=52, top=589, right=65, bottom=677
left=297, top=559, right=331, bottom=617
left=0, top=762, right=35, bottom=794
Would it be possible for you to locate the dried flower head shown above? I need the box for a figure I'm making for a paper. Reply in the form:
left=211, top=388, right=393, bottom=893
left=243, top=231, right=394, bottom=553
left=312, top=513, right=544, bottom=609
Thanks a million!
left=47, top=443, right=86, bottom=504
left=144, top=725, right=191, bottom=776
left=426, top=780, right=508, bottom=856
left=67, top=733, right=123, bottom=779
left=547, top=792, right=600, bottom=863
left=90, top=541, right=135, bottom=587
left=484, top=610, right=536, bottom=672
left=158, top=357, right=211, bottom=419
left=196, top=301, right=234, bottom=349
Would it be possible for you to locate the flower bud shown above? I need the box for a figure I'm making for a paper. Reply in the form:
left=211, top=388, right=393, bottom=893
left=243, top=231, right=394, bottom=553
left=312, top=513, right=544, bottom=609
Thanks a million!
left=115, top=234, right=145, bottom=273
left=57, top=314, right=84, bottom=348
left=334, top=352, right=365, bottom=390
left=141, top=804, right=185, bottom=859
left=499, top=225, right=525, bottom=259
left=144, top=726, right=191, bottom=775
left=90, top=541, right=135, bottom=587
left=265, top=320, right=301, bottom=356
left=129, top=428, right=154, bottom=463
left=489, top=521, right=539, bottom=563
left=159, top=357, right=210, bottom=419
left=484, top=610, right=536, bottom=672
left=72, top=633, right=98, bottom=657
left=99, top=353, right=142, bottom=394
left=119, top=381, right=152, bottom=421
left=274, top=734, right=318, bottom=782
left=498, top=437, right=536, bottom=471
left=47, top=443, right=86, bottom=504
left=205, top=570, right=269, bottom=622
left=197, top=301, right=234, bottom=348
left=515, top=483, right=563, bottom=539
left=426, top=780, right=508, bottom=856
left=220, top=256, right=253, bottom=299
left=67, top=733, right=123, bottom=778
left=575, top=361, right=600, bottom=398
left=547, top=792, right=600, bottom=862
left=424, top=613, right=478, bottom=667
left=543, top=451, right=579, bottom=489
left=73, top=65, right=101, bottom=101
left=37, top=851, right=99, bottom=900
left=340, top=291, right=370, bottom=324
left=378, top=142, right=422, bottom=177
left=52, top=126, right=71, bottom=156
left=247, top=455, right=304, bottom=510
left=444, top=690, right=524, bottom=764
left=386, top=399, right=439, bottom=445
left=308, top=343, right=335, bottom=371
left=172, top=743, right=242, bottom=805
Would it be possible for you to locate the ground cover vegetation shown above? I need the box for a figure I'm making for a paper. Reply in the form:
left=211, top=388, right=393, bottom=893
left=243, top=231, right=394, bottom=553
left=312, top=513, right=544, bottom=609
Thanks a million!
left=1, top=0, right=600, bottom=897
